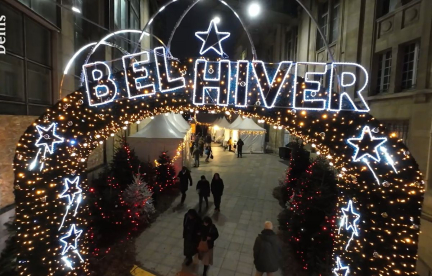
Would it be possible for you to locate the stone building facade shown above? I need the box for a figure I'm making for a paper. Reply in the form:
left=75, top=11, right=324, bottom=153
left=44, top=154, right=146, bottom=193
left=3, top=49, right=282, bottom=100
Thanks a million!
left=248, top=0, right=432, bottom=273
left=0, top=0, right=153, bottom=252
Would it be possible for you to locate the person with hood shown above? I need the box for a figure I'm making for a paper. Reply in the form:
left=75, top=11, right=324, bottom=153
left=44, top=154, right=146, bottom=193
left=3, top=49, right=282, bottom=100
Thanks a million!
left=196, top=175, right=210, bottom=212
left=211, top=173, right=224, bottom=212
left=193, top=145, right=200, bottom=167
left=237, top=138, right=244, bottom=158
left=177, top=166, right=193, bottom=204
left=253, top=221, right=281, bottom=276
left=183, top=209, right=201, bottom=266
left=197, top=216, right=219, bottom=276
left=227, top=137, right=233, bottom=151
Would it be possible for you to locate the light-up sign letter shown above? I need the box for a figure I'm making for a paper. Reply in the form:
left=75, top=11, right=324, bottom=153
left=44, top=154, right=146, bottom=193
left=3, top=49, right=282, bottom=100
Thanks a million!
left=251, top=61, right=293, bottom=108
left=83, top=61, right=117, bottom=106
left=122, top=51, right=157, bottom=98
left=293, top=62, right=329, bottom=110
left=328, top=63, right=369, bottom=112
left=193, top=59, right=231, bottom=106
left=234, top=60, right=250, bottom=107
left=154, top=47, right=186, bottom=92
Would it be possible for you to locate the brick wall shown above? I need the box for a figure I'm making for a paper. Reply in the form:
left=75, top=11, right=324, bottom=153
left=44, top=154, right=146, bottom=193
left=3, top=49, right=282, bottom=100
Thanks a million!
left=0, top=115, right=38, bottom=209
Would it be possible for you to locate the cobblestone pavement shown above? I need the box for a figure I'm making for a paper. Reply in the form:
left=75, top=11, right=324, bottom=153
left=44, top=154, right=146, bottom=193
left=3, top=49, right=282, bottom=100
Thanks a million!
left=135, top=144, right=288, bottom=276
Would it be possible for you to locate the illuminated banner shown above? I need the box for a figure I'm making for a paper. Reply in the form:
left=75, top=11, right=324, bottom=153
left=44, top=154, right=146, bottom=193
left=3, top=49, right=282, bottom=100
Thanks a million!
left=83, top=46, right=370, bottom=112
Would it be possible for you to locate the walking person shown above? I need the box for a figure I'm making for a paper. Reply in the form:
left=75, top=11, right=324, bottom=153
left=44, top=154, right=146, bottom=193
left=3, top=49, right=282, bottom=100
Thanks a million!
left=198, top=137, right=205, bottom=157
left=253, top=221, right=281, bottom=276
left=204, top=144, right=212, bottom=162
left=237, top=138, right=244, bottom=158
left=228, top=137, right=232, bottom=151
left=205, top=134, right=212, bottom=144
left=211, top=173, right=224, bottom=212
left=177, top=166, right=193, bottom=204
left=193, top=146, right=200, bottom=167
left=183, top=209, right=202, bottom=266
left=197, top=216, right=219, bottom=276
left=196, top=175, right=210, bottom=212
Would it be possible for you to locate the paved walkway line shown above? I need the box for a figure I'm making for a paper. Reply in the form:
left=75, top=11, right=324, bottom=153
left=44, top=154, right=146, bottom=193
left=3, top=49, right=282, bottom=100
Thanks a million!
left=135, top=144, right=288, bottom=276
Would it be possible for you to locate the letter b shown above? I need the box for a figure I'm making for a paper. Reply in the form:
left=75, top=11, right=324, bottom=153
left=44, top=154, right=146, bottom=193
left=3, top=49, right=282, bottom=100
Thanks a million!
left=83, top=62, right=117, bottom=106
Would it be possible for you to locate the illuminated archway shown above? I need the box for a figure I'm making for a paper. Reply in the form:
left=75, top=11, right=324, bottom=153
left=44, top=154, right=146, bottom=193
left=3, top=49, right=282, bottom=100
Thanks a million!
left=13, top=4, right=424, bottom=276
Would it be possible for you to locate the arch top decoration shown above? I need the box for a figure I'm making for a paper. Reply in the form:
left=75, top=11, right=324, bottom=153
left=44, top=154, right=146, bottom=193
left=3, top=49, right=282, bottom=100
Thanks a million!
left=13, top=2, right=424, bottom=276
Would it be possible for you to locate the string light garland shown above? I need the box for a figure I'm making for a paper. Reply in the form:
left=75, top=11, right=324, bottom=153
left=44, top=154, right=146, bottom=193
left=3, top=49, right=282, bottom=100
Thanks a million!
left=11, top=17, right=424, bottom=276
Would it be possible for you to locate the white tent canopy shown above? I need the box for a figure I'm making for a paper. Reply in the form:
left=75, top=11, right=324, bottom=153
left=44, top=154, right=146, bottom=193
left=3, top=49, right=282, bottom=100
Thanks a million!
left=212, top=117, right=230, bottom=142
left=232, top=118, right=266, bottom=154
left=224, top=116, right=243, bottom=142
left=172, top=113, right=190, bottom=132
left=128, top=115, right=185, bottom=171
left=228, top=116, right=243, bottom=129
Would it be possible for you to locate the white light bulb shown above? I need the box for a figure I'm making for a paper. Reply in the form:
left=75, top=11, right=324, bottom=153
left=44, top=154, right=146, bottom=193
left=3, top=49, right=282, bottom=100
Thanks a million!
left=248, top=3, right=261, bottom=17
left=213, top=17, right=221, bottom=24
left=72, top=6, right=81, bottom=13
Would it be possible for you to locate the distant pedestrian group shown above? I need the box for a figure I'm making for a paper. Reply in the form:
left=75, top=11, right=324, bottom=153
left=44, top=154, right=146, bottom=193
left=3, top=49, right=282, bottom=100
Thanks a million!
left=192, top=134, right=213, bottom=167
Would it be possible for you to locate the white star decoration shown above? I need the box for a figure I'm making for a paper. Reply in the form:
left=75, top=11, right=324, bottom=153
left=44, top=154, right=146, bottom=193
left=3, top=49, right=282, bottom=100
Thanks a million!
left=60, top=177, right=82, bottom=205
left=333, top=257, right=350, bottom=276
left=338, top=200, right=360, bottom=251
left=195, top=20, right=230, bottom=56
left=346, top=126, right=387, bottom=162
left=60, top=224, right=83, bottom=255
left=35, top=123, right=64, bottom=154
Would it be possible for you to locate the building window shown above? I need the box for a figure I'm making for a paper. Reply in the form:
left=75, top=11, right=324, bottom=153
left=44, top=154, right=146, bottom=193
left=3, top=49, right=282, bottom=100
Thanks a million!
left=0, top=3, right=53, bottom=115
left=376, top=50, right=392, bottom=94
left=378, top=0, right=414, bottom=17
left=17, top=0, right=60, bottom=27
left=285, top=28, right=298, bottom=60
left=316, top=0, right=339, bottom=50
left=401, top=42, right=419, bottom=90
left=382, top=120, right=409, bottom=144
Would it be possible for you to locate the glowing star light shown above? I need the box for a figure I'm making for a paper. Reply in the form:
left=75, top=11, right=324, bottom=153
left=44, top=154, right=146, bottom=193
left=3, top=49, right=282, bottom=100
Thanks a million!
left=338, top=200, right=360, bottom=251
left=333, top=257, right=349, bottom=276
left=59, top=177, right=82, bottom=205
left=347, top=126, right=387, bottom=162
left=35, top=123, right=64, bottom=155
left=60, top=224, right=83, bottom=255
left=195, top=20, right=230, bottom=56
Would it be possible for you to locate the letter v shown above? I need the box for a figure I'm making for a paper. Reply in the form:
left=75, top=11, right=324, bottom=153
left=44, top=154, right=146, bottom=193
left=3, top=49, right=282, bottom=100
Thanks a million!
left=251, top=61, right=293, bottom=108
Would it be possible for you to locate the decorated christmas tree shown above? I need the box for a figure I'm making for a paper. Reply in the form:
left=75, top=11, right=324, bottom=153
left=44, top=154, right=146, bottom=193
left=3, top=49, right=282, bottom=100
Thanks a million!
left=284, top=156, right=338, bottom=274
left=87, top=137, right=152, bottom=249
left=153, top=151, right=176, bottom=193
left=123, top=173, right=155, bottom=226
left=284, top=140, right=311, bottom=205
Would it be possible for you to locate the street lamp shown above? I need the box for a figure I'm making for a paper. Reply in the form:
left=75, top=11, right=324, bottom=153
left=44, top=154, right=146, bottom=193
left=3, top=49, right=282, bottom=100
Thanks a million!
left=213, top=16, right=221, bottom=24
left=248, top=2, right=261, bottom=17
left=71, top=6, right=81, bottom=13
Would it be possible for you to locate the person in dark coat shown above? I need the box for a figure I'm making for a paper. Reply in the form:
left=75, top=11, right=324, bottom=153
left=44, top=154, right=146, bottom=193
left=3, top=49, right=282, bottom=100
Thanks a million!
left=253, top=221, right=281, bottom=276
left=204, top=145, right=212, bottom=162
left=196, top=175, right=210, bottom=212
left=205, top=134, right=212, bottom=144
left=211, top=173, right=224, bottom=211
left=237, top=138, right=244, bottom=158
left=198, top=216, right=219, bottom=276
left=177, top=166, right=193, bottom=204
left=183, top=209, right=201, bottom=266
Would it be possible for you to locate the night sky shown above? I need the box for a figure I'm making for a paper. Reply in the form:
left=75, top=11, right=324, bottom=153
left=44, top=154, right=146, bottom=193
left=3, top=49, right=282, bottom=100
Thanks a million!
left=155, top=0, right=245, bottom=59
